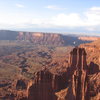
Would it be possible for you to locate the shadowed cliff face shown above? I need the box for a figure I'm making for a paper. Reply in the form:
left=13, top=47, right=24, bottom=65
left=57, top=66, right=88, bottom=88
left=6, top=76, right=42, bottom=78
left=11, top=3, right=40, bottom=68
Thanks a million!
left=25, top=47, right=100, bottom=100
left=0, top=30, right=18, bottom=40
left=28, top=70, right=57, bottom=100
left=27, top=69, right=68, bottom=100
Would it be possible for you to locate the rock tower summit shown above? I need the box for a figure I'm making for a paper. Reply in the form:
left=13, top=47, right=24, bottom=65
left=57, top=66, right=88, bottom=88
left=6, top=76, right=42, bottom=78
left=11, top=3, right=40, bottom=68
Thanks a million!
left=70, top=47, right=87, bottom=70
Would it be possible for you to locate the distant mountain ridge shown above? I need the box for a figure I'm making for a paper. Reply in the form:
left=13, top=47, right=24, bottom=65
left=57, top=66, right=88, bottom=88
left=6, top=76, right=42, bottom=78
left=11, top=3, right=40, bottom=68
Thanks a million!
left=0, top=30, right=97, bottom=46
left=0, top=30, right=18, bottom=40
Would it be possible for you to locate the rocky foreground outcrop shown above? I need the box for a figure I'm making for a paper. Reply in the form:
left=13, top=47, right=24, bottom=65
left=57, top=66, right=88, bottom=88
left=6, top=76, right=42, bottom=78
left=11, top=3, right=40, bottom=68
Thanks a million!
left=15, top=47, right=99, bottom=100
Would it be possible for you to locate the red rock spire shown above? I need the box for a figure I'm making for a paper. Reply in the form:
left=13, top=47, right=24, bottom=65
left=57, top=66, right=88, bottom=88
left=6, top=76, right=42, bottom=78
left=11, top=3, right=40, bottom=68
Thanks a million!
left=70, top=47, right=87, bottom=70
left=70, top=47, right=87, bottom=100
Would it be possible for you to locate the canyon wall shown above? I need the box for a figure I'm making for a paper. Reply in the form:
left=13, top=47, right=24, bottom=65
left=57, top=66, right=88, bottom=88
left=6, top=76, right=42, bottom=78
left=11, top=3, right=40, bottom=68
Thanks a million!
left=17, top=32, right=64, bottom=46
left=0, top=30, right=93, bottom=46
left=2, top=47, right=99, bottom=100
left=78, top=37, right=100, bottom=41
left=18, top=47, right=99, bottom=100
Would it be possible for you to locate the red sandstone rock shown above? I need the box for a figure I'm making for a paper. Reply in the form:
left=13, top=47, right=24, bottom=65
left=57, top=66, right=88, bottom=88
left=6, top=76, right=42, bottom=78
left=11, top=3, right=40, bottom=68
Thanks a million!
left=78, top=37, right=100, bottom=41
left=17, top=32, right=64, bottom=46
left=28, top=69, right=57, bottom=100
left=3, top=47, right=99, bottom=100
left=57, top=47, right=100, bottom=100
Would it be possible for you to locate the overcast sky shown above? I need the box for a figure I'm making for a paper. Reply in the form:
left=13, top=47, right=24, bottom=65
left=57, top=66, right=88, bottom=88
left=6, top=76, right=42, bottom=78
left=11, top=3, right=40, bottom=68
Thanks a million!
left=0, top=0, right=100, bottom=36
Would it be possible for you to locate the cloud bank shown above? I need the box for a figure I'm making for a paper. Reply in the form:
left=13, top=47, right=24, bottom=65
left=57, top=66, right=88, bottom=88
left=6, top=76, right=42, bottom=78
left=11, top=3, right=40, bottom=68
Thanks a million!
left=0, top=6, right=100, bottom=33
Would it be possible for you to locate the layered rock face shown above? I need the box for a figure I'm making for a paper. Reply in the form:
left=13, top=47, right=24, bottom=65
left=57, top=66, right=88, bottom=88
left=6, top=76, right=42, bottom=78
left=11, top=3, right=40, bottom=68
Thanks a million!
left=0, top=30, right=93, bottom=46
left=78, top=37, right=100, bottom=41
left=18, top=47, right=100, bottom=100
left=17, top=32, right=64, bottom=46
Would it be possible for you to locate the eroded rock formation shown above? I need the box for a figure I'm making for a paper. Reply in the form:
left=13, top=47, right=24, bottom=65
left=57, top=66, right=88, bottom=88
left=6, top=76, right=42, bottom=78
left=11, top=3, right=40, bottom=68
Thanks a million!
left=26, top=68, right=69, bottom=100
left=66, top=48, right=88, bottom=100
left=28, top=70, right=57, bottom=100
left=14, top=47, right=100, bottom=100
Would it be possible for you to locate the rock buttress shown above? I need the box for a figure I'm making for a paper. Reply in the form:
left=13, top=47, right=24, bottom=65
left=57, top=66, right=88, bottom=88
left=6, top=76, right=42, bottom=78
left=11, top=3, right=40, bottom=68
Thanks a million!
left=27, top=69, right=68, bottom=100
left=61, top=48, right=88, bottom=100
left=28, top=70, right=57, bottom=100
left=71, top=48, right=87, bottom=100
